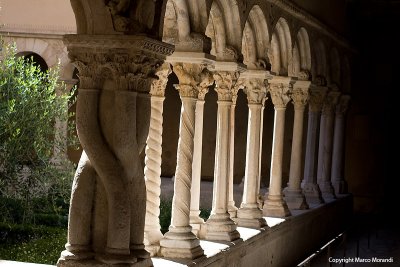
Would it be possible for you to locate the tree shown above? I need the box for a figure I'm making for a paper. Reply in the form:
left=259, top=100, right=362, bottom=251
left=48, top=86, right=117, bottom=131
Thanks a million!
left=0, top=38, right=76, bottom=224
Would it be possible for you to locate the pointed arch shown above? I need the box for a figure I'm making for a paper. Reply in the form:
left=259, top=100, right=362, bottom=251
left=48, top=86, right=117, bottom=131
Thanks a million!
left=313, top=39, right=328, bottom=83
left=330, top=47, right=341, bottom=86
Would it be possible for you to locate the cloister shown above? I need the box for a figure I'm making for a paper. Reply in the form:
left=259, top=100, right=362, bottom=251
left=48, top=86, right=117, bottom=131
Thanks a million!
left=2, top=0, right=393, bottom=266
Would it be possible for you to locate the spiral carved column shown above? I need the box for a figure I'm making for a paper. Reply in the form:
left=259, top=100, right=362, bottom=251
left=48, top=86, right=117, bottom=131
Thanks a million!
left=144, top=64, right=171, bottom=256
left=160, top=62, right=213, bottom=259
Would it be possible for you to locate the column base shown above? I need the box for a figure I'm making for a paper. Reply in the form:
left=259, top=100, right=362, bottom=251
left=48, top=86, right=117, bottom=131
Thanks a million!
left=160, top=230, right=204, bottom=259
left=235, top=206, right=267, bottom=229
left=319, top=181, right=337, bottom=201
left=262, top=195, right=291, bottom=218
left=283, top=188, right=309, bottom=210
left=190, top=215, right=205, bottom=237
left=302, top=182, right=324, bottom=205
left=332, top=180, right=348, bottom=195
left=205, top=213, right=241, bottom=241
left=144, top=230, right=163, bottom=257
left=228, top=202, right=238, bottom=218
left=57, top=250, right=152, bottom=267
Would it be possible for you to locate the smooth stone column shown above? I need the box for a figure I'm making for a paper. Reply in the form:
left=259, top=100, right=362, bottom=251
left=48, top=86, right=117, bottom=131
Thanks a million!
left=302, top=85, right=328, bottom=205
left=144, top=64, right=171, bottom=256
left=160, top=62, right=213, bottom=259
left=205, top=65, right=243, bottom=242
left=227, top=90, right=239, bottom=218
left=317, top=90, right=341, bottom=201
left=236, top=71, right=269, bottom=228
left=283, top=80, right=310, bottom=210
left=263, top=76, right=293, bottom=218
left=331, top=95, right=351, bottom=195
left=190, top=87, right=209, bottom=237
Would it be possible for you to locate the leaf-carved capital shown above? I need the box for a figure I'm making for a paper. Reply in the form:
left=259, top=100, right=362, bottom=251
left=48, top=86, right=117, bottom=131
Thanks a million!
left=336, top=95, right=351, bottom=116
left=213, top=71, right=240, bottom=101
left=150, top=63, right=172, bottom=97
left=268, top=82, right=292, bottom=108
left=322, top=91, right=341, bottom=116
left=243, top=78, right=268, bottom=104
left=172, top=63, right=213, bottom=98
left=308, top=87, right=328, bottom=113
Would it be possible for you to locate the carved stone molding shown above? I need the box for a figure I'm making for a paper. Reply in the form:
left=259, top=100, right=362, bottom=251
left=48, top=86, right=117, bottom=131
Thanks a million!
left=308, top=86, right=328, bottom=113
left=173, top=63, right=213, bottom=98
left=335, top=95, right=351, bottom=116
left=213, top=71, right=241, bottom=101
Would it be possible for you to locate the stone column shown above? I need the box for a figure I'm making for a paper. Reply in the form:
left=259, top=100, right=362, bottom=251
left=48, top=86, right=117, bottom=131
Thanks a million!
left=301, top=85, right=328, bottom=205
left=205, top=62, right=245, bottom=242
left=263, top=76, right=293, bottom=218
left=190, top=86, right=209, bottom=237
left=317, top=89, right=341, bottom=201
left=283, top=80, right=310, bottom=210
left=143, top=64, right=171, bottom=256
left=227, top=88, right=239, bottom=218
left=58, top=35, right=173, bottom=267
left=236, top=71, right=269, bottom=228
left=160, top=61, right=213, bottom=259
left=331, top=95, right=351, bottom=195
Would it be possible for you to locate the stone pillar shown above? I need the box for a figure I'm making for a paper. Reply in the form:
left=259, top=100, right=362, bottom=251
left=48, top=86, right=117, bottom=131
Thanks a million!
left=205, top=62, right=245, bottom=242
left=263, top=76, right=293, bottom=218
left=236, top=71, right=270, bottom=228
left=160, top=61, right=213, bottom=259
left=58, top=35, right=173, bottom=267
left=317, top=89, right=341, bottom=201
left=301, top=85, right=328, bottom=205
left=331, top=95, right=351, bottom=195
left=143, top=64, right=171, bottom=256
left=227, top=89, right=239, bottom=218
left=283, top=80, right=310, bottom=210
left=190, top=86, right=209, bottom=237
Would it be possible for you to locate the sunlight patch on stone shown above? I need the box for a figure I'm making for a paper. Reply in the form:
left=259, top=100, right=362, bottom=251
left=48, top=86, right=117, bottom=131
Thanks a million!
left=265, top=217, right=286, bottom=227
left=237, top=227, right=262, bottom=241
left=199, top=240, right=230, bottom=257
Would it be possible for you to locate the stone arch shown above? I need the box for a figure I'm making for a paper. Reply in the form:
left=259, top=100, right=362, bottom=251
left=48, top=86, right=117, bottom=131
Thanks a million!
left=313, top=39, right=328, bottom=84
left=242, top=5, right=270, bottom=70
left=330, top=46, right=341, bottom=86
left=297, top=28, right=312, bottom=72
left=17, top=52, right=49, bottom=72
left=270, top=17, right=292, bottom=76
left=205, top=0, right=242, bottom=61
left=162, top=0, right=191, bottom=44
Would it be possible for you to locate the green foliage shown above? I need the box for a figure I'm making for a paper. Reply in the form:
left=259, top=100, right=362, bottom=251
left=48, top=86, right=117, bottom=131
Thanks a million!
left=0, top=38, right=76, bottom=224
left=0, top=223, right=67, bottom=265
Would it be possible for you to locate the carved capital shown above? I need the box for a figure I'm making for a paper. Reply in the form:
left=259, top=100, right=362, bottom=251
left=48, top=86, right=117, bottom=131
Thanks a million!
left=268, top=77, right=293, bottom=108
left=173, top=63, right=213, bottom=98
left=322, top=91, right=341, bottom=116
left=291, top=80, right=311, bottom=109
left=213, top=71, right=240, bottom=101
left=336, top=95, right=351, bottom=116
left=150, top=63, right=172, bottom=97
left=243, top=78, right=268, bottom=104
left=308, top=86, right=328, bottom=113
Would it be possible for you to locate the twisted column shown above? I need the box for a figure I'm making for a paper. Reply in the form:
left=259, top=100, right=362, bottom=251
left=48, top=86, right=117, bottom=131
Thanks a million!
left=263, top=76, right=293, bottom=218
left=160, top=62, right=213, bottom=259
left=205, top=68, right=242, bottom=242
left=317, top=90, right=341, bottom=201
left=144, top=64, right=171, bottom=256
left=283, top=81, right=310, bottom=210
left=331, top=95, right=351, bottom=195
left=236, top=72, right=268, bottom=228
left=302, top=85, right=328, bottom=205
